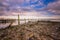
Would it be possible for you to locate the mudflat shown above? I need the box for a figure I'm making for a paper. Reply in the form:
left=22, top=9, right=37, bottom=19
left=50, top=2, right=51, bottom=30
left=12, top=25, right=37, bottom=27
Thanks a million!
left=0, top=21, right=60, bottom=40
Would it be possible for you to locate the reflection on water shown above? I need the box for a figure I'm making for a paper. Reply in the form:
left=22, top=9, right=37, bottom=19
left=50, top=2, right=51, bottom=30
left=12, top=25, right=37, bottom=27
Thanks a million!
left=0, top=20, right=29, bottom=29
left=0, top=19, right=60, bottom=29
left=12, top=20, right=32, bottom=25
left=0, top=23, right=10, bottom=29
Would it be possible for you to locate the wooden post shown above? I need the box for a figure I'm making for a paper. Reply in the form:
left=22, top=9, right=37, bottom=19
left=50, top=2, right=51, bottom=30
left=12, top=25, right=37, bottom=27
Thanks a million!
left=18, top=14, right=20, bottom=26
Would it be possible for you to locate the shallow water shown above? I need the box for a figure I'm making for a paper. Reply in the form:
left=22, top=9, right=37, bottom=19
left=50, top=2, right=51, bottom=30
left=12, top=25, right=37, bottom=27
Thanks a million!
left=0, top=23, right=10, bottom=29
left=0, top=20, right=30, bottom=29
left=0, top=19, right=60, bottom=29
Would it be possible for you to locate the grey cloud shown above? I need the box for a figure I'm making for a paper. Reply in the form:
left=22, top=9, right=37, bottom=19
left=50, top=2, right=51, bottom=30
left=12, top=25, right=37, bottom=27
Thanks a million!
left=46, top=0, right=60, bottom=15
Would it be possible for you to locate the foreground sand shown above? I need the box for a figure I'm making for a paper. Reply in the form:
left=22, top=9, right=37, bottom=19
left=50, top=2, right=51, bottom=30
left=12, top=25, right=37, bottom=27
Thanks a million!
left=0, top=21, right=60, bottom=40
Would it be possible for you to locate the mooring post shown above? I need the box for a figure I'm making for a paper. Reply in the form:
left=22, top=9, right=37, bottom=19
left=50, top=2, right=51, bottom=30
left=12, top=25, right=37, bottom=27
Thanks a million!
left=18, top=14, right=20, bottom=26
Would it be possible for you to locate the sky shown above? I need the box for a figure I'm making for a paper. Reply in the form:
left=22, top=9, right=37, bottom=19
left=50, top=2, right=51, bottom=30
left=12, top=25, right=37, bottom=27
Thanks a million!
left=0, top=0, right=60, bottom=17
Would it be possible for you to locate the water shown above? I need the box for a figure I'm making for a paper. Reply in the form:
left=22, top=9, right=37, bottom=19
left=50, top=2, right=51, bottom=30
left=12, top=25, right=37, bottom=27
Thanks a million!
left=0, top=19, right=60, bottom=29
left=0, top=20, right=30, bottom=29
left=0, top=23, right=10, bottom=29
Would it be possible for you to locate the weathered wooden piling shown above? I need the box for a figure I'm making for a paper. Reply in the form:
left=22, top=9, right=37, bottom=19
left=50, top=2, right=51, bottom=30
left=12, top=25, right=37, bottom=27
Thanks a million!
left=18, top=14, right=20, bottom=26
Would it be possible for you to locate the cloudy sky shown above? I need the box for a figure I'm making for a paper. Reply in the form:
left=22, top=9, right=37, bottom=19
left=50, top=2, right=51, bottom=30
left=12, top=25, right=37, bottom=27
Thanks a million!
left=0, top=0, right=60, bottom=17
